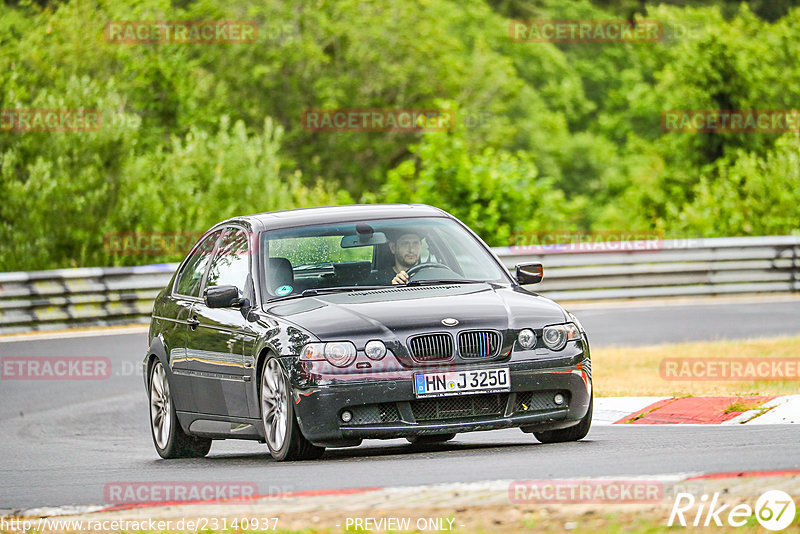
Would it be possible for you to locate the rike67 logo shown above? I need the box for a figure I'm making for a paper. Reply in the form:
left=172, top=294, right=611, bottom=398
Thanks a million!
left=669, top=490, right=796, bottom=531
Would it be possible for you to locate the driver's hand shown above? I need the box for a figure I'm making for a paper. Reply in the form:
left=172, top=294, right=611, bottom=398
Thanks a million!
left=391, top=271, right=409, bottom=285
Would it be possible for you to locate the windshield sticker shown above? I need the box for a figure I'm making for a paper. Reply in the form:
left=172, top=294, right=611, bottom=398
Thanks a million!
left=275, top=285, right=293, bottom=296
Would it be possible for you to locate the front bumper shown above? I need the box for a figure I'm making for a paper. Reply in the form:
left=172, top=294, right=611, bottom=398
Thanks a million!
left=290, top=353, right=592, bottom=446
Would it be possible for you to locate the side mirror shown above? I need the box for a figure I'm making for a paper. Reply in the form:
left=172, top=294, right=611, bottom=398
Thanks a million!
left=204, top=285, right=243, bottom=308
left=515, top=262, right=543, bottom=285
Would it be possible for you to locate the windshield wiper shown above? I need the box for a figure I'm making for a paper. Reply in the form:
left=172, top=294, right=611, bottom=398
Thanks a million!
left=267, top=285, right=387, bottom=302
left=300, top=285, right=387, bottom=296
left=267, top=281, right=486, bottom=302
left=405, top=279, right=485, bottom=286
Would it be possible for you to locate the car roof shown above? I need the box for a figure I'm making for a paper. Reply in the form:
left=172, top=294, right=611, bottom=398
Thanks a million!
left=220, top=204, right=451, bottom=232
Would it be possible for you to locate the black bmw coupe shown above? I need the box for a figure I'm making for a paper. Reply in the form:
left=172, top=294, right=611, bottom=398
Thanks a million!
left=144, top=204, right=592, bottom=460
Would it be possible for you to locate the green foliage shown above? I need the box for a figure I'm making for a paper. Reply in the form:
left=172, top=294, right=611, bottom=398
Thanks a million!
left=0, top=78, right=339, bottom=270
left=587, top=0, right=800, bottom=22
left=377, top=108, right=577, bottom=247
left=673, top=134, right=800, bottom=236
left=0, top=0, right=798, bottom=271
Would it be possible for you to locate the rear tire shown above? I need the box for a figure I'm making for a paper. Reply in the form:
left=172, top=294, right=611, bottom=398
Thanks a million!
left=149, top=361, right=212, bottom=459
left=261, top=358, right=325, bottom=461
left=407, top=433, right=456, bottom=445
left=534, top=396, right=593, bottom=444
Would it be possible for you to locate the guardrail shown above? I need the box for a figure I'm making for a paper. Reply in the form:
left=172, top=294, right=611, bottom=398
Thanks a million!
left=0, top=264, right=178, bottom=334
left=0, top=236, right=798, bottom=334
left=495, top=235, right=800, bottom=301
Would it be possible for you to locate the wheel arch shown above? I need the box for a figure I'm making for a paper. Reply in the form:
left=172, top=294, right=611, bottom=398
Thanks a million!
left=255, top=346, right=277, bottom=389
left=144, top=334, right=169, bottom=390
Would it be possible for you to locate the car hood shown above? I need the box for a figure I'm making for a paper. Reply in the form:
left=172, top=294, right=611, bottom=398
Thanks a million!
left=264, top=283, right=567, bottom=340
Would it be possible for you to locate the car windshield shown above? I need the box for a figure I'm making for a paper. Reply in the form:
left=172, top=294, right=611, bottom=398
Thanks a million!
left=260, top=217, right=509, bottom=299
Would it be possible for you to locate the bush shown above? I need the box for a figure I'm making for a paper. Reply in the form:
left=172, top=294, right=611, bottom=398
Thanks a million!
left=376, top=111, right=578, bottom=247
left=0, top=78, right=341, bottom=270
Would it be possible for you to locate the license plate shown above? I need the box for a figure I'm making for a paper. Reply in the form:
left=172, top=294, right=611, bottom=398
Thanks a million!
left=414, top=367, right=510, bottom=398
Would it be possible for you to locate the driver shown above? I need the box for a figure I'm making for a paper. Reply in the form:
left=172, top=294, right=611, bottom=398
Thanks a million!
left=376, top=231, right=422, bottom=285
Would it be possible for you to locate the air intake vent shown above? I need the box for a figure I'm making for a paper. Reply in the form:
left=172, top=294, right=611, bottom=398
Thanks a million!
left=346, top=403, right=401, bottom=425
left=515, top=391, right=566, bottom=413
left=408, top=333, right=453, bottom=361
left=411, top=393, right=508, bottom=421
left=458, top=330, right=501, bottom=358
left=349, top=285, right=458, bottom=296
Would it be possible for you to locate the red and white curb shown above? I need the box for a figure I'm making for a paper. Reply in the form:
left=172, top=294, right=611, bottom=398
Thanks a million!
left=592, top=397, right=672, bottom=425
left=594, top=395, right=800, bottom=425
left=723, top=395, right=800, bottom=424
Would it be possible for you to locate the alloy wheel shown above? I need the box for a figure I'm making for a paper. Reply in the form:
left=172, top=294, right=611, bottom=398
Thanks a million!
left=261, top=359, right=288, bottom=452
left=149, top=363, right=172, bottom=450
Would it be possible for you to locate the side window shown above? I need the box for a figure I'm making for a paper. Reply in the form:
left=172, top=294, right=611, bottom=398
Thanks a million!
left=175, top=230, right=222, bottom=297
left=206, top=228, right=250, bottom=292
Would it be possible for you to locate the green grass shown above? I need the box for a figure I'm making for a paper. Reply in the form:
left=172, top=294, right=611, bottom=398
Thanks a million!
left=594, top=335, right=800, bottom=397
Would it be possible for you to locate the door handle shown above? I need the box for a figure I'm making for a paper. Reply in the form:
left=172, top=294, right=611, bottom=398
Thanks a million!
left=188, top=315, right=199, bottom=330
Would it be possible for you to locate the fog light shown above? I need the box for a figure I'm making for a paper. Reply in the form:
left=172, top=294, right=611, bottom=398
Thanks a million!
left=517, top=329, right=536, bottom=349
left=341, top=410, right=353, bottom=423
left=364, top=340, right=387, bottom=360
left=554, top=393, right=565, bottom=405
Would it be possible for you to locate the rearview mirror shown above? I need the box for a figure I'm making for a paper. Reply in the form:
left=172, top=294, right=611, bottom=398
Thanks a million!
left=340, top=231, right=387, bottom=248
left=515, top=263, right=543, bottom=285
left=204, top=285, right=243, bottom=308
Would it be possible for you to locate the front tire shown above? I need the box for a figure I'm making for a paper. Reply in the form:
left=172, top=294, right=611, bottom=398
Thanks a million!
left=149, top=361, right=211, bottom=458
left=260, top=358, right=325, bottom=461
left=533, top=396, right=593, bottom=444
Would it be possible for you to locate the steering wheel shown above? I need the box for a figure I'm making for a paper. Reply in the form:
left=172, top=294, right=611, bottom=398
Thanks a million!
left=405, top=262, right=454, bottom=279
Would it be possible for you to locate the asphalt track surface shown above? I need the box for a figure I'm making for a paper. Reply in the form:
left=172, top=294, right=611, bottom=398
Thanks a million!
left=1, top=297, right=799, bottom=512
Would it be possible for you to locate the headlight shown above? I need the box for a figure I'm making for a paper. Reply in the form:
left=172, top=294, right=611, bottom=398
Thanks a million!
left=542, top=323, right=580, bottom=351
left=300, top=342, right=357, bottom=367
left=324, top=342, right=357, bottom=367
left=517, top=329, right=536, bottom=349
left=364, top=340, right=387, bottom=360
